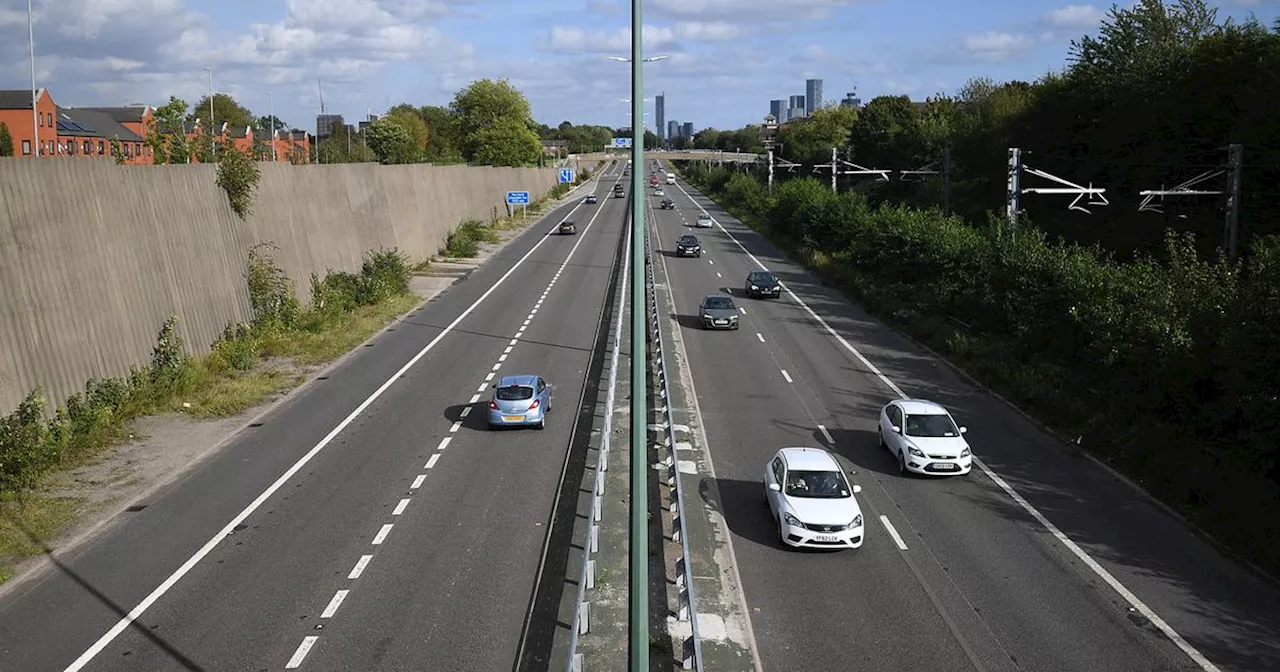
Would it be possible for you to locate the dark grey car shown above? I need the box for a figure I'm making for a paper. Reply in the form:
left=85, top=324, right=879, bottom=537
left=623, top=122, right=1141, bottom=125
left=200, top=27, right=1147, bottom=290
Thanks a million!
left=699, top=294, right=740, bottom=330
left=745, top=270, right=781, bottom=298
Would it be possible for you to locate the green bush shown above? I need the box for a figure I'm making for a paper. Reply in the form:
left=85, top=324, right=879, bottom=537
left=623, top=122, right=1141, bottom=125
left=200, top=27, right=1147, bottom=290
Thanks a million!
left=682, top=162, right=1280, bottom=572
left=443, top=218, right=499, bottom=258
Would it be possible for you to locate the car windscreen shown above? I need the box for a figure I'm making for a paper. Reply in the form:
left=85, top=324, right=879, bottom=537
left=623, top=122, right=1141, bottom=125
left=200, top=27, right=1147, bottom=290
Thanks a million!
left=678, top=237, right=698, bottom=245
left=496, top=385, right=535, bottom=401
left=904, top=414, right=960, bottom=437
left=750, top=272, right=778, bottom=285
left=697, top=214, right=711, bottom=219
left=785, top=470, right=851, bottom=498
left=703, top=297, right=735, bottom=310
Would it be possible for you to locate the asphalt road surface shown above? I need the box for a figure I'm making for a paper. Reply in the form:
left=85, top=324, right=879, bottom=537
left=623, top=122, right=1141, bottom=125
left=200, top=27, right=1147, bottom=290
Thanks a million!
left=0, top=164, right=630, bottom=672
left=648, top=163, right=1280, bottom=672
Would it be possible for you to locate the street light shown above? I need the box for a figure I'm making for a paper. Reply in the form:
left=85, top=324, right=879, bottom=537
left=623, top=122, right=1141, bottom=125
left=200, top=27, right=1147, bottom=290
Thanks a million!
left=607, top=55, right=669, bottom=63
left=203, top=66, right=215, bottom=157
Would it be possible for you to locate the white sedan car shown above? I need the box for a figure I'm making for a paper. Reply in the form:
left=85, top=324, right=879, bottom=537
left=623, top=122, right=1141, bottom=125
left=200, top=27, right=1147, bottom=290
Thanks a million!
left=878, top=399, right=973, bottom=476
left=694, top=213, right=714, bottom=228
left=764, top=447, right=865, bottom=549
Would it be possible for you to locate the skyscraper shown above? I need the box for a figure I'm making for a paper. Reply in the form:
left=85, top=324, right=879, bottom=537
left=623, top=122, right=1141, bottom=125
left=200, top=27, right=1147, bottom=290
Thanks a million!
left=770, top=99, right=785, bottom=121
left=681, top=122, right=693, bottom=139
left=655, top=92, right=666, bottom=145
left=789, top=94, right=806, bottom=118
left=806, top=79, right=823, bottom=115
left=668, top=120, right=680, bottom=140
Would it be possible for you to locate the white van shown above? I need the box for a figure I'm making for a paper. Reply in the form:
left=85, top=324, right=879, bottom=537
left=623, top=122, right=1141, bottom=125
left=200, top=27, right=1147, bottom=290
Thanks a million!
left=665, top=172, right=676, bottom=184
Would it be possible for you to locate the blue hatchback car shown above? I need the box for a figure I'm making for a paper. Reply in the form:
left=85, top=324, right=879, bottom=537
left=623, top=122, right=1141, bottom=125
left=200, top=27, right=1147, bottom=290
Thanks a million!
left=487, top=374, right=554, bottom=430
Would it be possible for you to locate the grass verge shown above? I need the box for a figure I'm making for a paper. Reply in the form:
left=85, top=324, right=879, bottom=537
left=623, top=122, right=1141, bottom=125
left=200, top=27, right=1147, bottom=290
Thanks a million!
left=0, top=245, right=422, bottom=582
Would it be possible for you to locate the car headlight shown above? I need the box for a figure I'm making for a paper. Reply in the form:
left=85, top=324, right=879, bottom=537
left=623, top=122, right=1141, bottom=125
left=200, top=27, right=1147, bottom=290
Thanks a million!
left=783, top=512, right=802, bottom=527
left=960, top=446, right=971, bottom=457
left=703, top=314, right=712, bottom=320
left=851, top=514, right=863, bottom=528
left=908, top=446, right=925, bottom=458
left=750, top=285, right=758, bottom=290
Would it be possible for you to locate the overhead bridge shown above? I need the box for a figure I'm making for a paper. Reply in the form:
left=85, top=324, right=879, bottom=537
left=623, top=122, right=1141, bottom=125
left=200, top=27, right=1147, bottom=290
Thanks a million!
left=574, top=150, right=763, bottom=164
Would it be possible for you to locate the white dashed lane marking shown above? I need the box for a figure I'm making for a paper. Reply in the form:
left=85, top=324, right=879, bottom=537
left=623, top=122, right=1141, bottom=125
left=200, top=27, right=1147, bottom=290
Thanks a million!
left=436, top=437, right=452, bottom=451
left=286, top=637, right=318, bottom=669
left=449, top=421, right=462, bottom=433
left=371, top=524, right=393, bottom=546
left=425, top=454, right=441, bottom=469
left=756, top=333, right=765, bottom=343
left=348, top=555, right=372, bottom=580
left=410, top=475, right=426, bottom=490
left=320, top=590, right=349, bottom=619
left=781, top=370, right=793, bottom=384
left=392, top=499, right=410, bottom=516
left=818, top=424, right=834, bottom=444
left=739, top=307, right=746, bottom=315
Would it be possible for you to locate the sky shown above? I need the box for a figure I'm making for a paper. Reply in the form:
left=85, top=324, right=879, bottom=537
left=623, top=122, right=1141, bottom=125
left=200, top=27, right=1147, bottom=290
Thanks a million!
left=0, top=0, right=1275, bottom=135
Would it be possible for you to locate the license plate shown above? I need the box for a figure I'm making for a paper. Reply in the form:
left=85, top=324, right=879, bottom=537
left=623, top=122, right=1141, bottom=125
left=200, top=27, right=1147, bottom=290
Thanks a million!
left=934, top=463, right=956, bottom=470
left=502, top=415, right=523, bottom=422
left=715, top=320, right=728, bottom=325
left=815, top=535, right=838, bottom=542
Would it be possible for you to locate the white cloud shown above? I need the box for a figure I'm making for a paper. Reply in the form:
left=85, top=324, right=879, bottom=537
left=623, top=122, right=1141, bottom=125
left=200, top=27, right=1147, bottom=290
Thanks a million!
left=674, top=21, right=742, bottom=42
left=650, top=0, right=863, bottom=21
left=539, top=24, right=680, bottom=53
left=1043, top=4, right=1107, bottom=29
left=959, top=31, right=1037, bottom=61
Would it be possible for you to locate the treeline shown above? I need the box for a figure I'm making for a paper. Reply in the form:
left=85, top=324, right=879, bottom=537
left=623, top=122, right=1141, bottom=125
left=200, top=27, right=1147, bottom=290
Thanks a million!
left=533, top=121, right=662, bottom=153
left=669, top=0, right=1280, bottom=574
left=702, top=0, right=1280, bottom=257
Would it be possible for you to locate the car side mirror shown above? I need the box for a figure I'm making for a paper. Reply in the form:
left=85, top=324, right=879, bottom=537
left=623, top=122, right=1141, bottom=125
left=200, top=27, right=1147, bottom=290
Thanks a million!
left=490, top=384, right=497, bottom=389
left=852, top=485, right=862, bottom=494
left=891, top=425, right=901, bottom=434
left=959, top=426, right=968, bottom=434
left=768, top=483, right=781, bottom=492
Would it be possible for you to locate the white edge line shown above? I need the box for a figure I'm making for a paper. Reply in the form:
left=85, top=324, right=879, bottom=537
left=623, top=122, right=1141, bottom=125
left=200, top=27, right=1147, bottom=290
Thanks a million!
left=879, top=515, right=909, bottom=551
left=285, top=636, right=319, bottom=669
left=425, top=454, right=441, bottom=469
left=392, top=498, right=410, bottom=516
left=348, top=554, right=373, bottom=580
left=60, top=188, right=589, bottom=672
left=320, top=589, right=349, bottom=618
left=817, top=424, right=834, bottom=444
left=669, top=175, right=1221, bottom=672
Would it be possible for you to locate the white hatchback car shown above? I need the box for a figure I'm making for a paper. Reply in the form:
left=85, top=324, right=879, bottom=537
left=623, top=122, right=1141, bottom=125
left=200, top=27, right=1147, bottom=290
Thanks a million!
left=763, top=447, right=865, bottom=549
left=878, top=399, right=973, bottom=476
left=694, top=213, right=714, bottom=228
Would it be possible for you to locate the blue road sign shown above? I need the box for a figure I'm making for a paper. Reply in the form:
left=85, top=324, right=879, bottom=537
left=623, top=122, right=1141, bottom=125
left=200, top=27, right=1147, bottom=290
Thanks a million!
left=506, top=191, right=530, bottom=205
left=610, top=137, right=633, bottom=148
left=559, top=168, right=575, bottom=184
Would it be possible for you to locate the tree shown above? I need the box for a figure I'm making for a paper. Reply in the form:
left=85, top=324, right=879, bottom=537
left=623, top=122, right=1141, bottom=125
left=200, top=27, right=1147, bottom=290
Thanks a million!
left=386, top=105, right=429, bottom=156
left=469, top=116, right=542, bottom=167
left=109, top=136, right=125, bottom=164
left=420, top=105, right=464, bottom=162
left=148, top=96, right=192, bottom=164
left=365, top=117, right=418, bottom=164
left=775, top=106, right=858, bottom=164
left=848, top=95, right=922, bottom=167
left=449, top=79, right=538, bottom=163
left=190, top=93, right=256, bottom=133
left=0, top=121, right=13, bottom=156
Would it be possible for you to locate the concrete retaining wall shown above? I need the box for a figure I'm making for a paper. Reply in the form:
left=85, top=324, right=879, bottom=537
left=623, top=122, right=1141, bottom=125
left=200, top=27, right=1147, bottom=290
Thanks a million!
left=0, top=159, right=558, bottom=414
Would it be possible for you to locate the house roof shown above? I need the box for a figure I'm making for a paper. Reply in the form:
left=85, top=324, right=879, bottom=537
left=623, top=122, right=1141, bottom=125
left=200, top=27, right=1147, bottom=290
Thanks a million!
left=80, top=106, right=150, bottom=123
left=227, top=126, right=251, bottom=139
left=0, top=89, right=47, bottom=110
left=56, top=107, right=145, bottom=142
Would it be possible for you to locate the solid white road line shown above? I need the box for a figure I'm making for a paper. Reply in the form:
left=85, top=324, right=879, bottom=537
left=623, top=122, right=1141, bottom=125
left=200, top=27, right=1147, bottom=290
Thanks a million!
left=755, top=333, right=765, bottom=343
left=410, top=474, right=426, bottom=490
left=285, top=636, right=319, bottom=669
left=880, top=515, right=909, bottom=551
left=371, top=524, right=393, bottom=545
left=436, top=437, right=452, bottom=451
left=667, top=177, right=1221, bottom=672
left=425, top=454, right=441, bottom=469
left=817, top=424, right=834, bottom=444
left=321, top=590, right=349, bottom=618
left=392, top=499, right=410, bottom=516
left=61, top=172, right=609, bottom=672
left=780, top=370, right=793, bottom=384
left=348, top=555, right=373, bottom=580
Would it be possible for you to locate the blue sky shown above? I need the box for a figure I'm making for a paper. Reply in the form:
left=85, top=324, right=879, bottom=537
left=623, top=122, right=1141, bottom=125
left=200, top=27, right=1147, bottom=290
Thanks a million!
left=1, top=0, right=1275, bottom=134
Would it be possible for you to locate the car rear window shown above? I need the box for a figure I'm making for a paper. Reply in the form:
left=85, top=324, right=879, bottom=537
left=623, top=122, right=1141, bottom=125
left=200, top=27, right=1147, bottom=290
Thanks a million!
left=496, top=385, right=534, bottom=401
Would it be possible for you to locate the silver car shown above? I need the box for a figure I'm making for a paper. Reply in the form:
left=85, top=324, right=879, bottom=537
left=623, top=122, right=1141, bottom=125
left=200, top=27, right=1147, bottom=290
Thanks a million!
left=694, top=213, right=714, bottom=228
left=698, top=294, right=739, bottom=330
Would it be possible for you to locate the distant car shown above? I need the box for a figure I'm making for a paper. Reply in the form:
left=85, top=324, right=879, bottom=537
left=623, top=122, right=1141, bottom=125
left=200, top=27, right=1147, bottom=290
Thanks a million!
left=654, top=188, right=665, bottom=196
left=694, top=213, right=714, bottom=228
left=878, top=399, right=973, bottom=476
left=585, top=195, right=598, bottom=204
left=558, top=220, right=577, bottom=235
left=614, top=189, right=625, bottom=198
left=698, top=294, right=739, bottom=329
left=764, top=447, right=865, bottom=549
left=488, top=375, right=554, bottom=430
left=675, top=234, right=701, bottom=257
left=744, top=270, right=781, bottom=298
left=660, top=198, right=675, bottom=210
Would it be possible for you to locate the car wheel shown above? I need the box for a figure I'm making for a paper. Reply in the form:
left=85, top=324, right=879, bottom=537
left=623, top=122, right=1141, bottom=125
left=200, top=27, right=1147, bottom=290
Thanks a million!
left=878, top=430, right=886, bottom=451
left=536, top=418, right=546, bottom=430
left=898, top=448, right=908, bottom=476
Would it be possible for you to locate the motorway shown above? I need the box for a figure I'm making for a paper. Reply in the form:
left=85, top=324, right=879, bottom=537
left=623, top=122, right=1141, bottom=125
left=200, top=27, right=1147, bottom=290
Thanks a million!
left=0, top=164, right=630, bottom=671
left=648, top=162, right=1280, bottom=672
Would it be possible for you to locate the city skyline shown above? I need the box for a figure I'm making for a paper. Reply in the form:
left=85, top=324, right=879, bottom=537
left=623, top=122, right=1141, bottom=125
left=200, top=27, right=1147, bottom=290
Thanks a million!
left=0, top=1, right=1275, bottom=133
